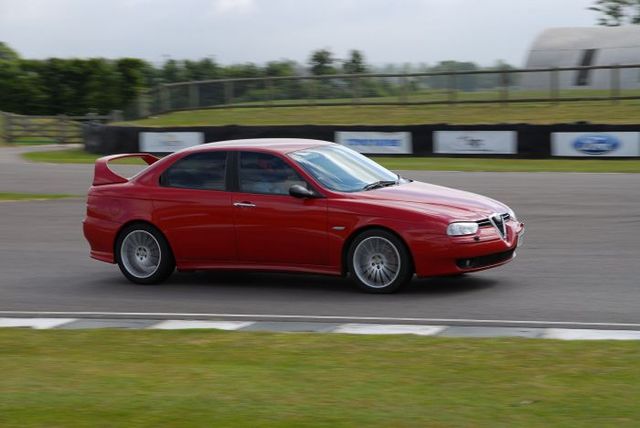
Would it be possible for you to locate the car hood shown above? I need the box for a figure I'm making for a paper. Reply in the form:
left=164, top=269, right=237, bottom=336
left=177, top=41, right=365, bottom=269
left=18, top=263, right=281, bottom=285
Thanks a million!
left=355, top=180, right=508, bottom=221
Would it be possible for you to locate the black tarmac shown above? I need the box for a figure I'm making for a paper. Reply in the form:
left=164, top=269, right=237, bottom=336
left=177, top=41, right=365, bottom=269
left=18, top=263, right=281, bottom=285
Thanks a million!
left=1, top=147, right=638, bottom=327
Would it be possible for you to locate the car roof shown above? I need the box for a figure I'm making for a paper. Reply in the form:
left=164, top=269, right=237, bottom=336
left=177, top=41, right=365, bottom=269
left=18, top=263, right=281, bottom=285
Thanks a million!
left=184, top=138, right=335, bottom=155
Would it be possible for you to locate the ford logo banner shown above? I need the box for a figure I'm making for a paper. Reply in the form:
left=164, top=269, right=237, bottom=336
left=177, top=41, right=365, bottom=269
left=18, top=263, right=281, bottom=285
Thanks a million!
left=573, top=134, right=620, bottom=155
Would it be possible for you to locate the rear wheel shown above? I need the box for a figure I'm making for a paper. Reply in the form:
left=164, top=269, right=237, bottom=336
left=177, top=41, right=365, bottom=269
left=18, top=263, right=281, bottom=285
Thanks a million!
left=347, top=229, right=413, bottom=293
left=116, top=223, right=175, bottom=285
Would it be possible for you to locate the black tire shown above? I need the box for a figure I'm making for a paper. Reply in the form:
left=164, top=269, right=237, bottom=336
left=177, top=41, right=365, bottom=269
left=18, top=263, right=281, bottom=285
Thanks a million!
left=115, top=223, right=175, bottom=285
left=346, top=229, right=413, bottom=293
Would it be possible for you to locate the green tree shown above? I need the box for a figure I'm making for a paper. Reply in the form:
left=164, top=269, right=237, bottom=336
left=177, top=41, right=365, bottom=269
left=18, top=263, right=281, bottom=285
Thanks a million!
left=83, top=58, right=121, bottom=114
left=429, top=61, right=480, bottom=92
left=161, top=59, right=185, bottom=83
left=116, top=58, right=147, bottom=108
left=0, top=41, right=19, bottom=61
left=264, top=60, right=296, bottom=77
left=308, top=49, right=336, bottom=75
left=0, top=42, right=23, bottom=112
left=342, top=50, right=368, bottom=74
left=11, top=60, right=48, bottom=114
left=222, top=63, right=261, bottom=79
left=183, top=58, right=220, bottom=81
left=589, top=0, right=640, bottom=25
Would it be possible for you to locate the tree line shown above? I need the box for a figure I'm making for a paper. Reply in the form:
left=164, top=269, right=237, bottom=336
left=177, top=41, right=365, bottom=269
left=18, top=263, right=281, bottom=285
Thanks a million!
left=1, top=1, right=637, bottom=115
left=1, top=43, right=520, bottom=116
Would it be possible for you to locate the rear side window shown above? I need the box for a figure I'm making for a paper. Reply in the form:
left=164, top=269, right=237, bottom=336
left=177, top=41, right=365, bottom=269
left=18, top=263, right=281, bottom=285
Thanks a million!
left=160, top=151, right=227, bottom=190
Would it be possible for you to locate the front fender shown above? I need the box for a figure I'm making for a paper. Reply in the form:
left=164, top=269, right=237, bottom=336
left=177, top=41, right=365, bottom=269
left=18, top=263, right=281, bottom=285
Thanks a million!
left=326, top=202, right=447, bottom=274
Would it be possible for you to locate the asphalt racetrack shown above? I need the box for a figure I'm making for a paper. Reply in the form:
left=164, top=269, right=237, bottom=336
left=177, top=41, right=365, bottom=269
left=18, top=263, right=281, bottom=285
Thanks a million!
left=1, top=147, right=639, bottom=328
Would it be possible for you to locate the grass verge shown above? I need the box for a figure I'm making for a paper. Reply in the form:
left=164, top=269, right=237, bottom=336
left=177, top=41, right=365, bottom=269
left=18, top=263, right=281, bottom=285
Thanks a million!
left=0, top=330, right=639, bottom=427
left=0, top=192, right=73, bottom=201
left=11, top=137, right=60, bottom=145
left=121, top=103, right=640, bottom=127
left=22, top=149, right=146, bottom=164
left=22, top=148, right=640, bottom=172
left=374, top=157, right=640, bottom=173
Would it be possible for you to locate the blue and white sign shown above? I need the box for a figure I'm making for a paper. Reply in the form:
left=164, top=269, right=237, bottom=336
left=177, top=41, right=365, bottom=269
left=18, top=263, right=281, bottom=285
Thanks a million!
left=140, top=132, right=204, bottom=153
left=552, top=132, right=640, bottom=157
left=335, top=131, right=413, bottom=154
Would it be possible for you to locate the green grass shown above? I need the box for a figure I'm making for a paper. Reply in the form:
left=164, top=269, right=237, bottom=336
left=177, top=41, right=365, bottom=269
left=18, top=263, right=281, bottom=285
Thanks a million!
left=11, top=136, right=59, bottom=145
left=22, top=149, right=147, bottom=164
left=121, top=102, right=640, bottom=127
left=373, top=157, right=640, bottom=173
left=22, top=148, right=640, bottom=172
left=0, top=192, right=73, bottom=201
left=0, top=330, right=639, bottom=427
left=207, top=87, right=640, bottom=108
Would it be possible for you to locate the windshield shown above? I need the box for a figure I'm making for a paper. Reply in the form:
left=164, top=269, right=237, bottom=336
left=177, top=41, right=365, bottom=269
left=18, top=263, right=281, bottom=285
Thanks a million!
left=289, top=144, right=399, bottom=192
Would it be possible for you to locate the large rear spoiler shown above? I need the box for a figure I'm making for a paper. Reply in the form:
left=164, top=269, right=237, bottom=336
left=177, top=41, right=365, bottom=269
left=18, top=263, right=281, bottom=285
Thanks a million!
left=92, top=153, right=159, bottom=186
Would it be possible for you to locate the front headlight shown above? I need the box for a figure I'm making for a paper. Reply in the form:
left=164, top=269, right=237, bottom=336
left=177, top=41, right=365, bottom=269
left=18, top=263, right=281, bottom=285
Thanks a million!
left=507, top=207, right=517, bottom=221
left=447, top=222, right=479, bottom=236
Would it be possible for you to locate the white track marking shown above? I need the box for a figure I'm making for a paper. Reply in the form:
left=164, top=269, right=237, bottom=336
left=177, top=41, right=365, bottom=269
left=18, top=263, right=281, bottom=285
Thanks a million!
left=0, top=316, right=639, bottom=339
left=0, top=318, right=76, bottom=329
left=2, top=311, right=640, bottom=329
left=150, top=320, right=254, bottom=330
left=333, top=324, right=445, bottom=336
left=544, top=328, right=640, bottom=340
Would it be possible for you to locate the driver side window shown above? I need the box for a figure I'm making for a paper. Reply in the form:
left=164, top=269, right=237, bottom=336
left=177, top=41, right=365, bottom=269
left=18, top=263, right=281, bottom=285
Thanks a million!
left=238, top=152, right=307, bottom=195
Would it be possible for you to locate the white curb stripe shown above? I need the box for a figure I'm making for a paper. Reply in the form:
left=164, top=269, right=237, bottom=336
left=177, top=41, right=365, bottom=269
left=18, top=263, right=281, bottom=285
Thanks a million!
left=0, top=318, right=76, bottom=329
left=544, top=328, right=640, bottom=340
left=3, top=311, right=640, bottom=329
left=333, top=324, right=445, bottom=336
left=151, top=320, right=254, bottom=331
left=1, top=317, right=640, bottom=340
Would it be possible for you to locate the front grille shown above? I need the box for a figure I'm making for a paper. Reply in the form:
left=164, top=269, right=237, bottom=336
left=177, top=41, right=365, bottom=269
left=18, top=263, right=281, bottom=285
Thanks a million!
left=456, top=249, right=515, bottom=270
left=477, top=213, right=509, bottom=227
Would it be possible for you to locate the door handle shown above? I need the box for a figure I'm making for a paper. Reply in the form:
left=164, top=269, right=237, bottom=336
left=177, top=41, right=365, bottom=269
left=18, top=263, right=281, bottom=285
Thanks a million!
left=233, top=202, right=256, bottom=208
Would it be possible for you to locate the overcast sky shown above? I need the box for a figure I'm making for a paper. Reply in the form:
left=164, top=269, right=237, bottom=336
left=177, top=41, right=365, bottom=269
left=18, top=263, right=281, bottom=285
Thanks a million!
left=0, top=0, right=596, bottom=66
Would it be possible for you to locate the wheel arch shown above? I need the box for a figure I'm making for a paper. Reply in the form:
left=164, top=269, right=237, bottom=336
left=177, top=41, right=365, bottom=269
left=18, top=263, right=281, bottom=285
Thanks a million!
left=341, top=225, right=415, bottom=276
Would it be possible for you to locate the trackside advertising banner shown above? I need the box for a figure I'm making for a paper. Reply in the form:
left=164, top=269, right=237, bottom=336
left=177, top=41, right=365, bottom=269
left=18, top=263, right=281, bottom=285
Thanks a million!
left=433, top=131, right=517, bottom=155
left=552, top=132, right=640, bottom=157
left=335, top=131, right=413, bottom=154
left=140, top=132, right=204, bottom=152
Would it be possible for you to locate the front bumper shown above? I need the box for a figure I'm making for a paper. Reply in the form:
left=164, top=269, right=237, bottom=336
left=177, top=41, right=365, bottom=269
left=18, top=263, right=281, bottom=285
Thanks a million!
left=456, top=224, right=525, bottom=270
left=413, top=221, right=525, bottom=277
left=455, top=248, right=516, bottom=270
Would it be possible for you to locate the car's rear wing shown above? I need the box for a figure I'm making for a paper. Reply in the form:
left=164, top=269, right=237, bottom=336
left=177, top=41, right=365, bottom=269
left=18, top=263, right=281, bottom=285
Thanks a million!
left=92, top=153, right=159, bottom=186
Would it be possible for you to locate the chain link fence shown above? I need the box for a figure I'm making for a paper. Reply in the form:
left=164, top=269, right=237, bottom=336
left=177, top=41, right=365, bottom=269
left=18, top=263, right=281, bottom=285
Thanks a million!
left=122, top=64, right=640, bottom=120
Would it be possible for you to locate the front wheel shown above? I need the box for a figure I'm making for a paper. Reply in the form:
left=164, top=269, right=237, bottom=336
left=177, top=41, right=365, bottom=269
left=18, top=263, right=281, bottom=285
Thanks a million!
left=115, top=223, right=175, bottom=285
left=347, top=229, right=413, bottom=293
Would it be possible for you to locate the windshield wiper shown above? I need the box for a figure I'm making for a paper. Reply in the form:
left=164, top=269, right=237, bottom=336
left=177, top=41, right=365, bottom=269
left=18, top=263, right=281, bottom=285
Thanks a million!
left=361, top=180, right=398, bottom=191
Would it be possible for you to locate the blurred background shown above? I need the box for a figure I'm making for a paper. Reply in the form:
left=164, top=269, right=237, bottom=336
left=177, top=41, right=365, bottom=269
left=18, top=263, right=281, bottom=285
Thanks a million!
left=1, top=0, right=639, bottom=130
left=2, top=2, right=640, bottom=427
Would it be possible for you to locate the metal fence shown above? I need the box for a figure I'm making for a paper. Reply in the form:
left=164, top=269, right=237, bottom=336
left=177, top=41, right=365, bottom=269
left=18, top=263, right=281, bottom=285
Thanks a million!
left=1, top=111, right=118, bottom=145
left=128, top=63, right=640, bottom=118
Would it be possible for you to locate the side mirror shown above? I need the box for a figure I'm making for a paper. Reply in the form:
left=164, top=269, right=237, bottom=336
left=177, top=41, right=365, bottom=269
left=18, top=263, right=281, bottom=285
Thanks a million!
left=289, top=184, right=316, bottom=199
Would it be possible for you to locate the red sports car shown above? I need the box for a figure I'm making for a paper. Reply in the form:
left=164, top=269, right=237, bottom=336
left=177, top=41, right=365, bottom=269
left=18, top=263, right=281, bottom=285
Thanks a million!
left=83, top=139, right=524, bottom=293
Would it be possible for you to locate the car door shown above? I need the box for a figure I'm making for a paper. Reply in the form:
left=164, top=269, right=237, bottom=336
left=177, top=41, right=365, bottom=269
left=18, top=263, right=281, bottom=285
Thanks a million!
left=232, top=151, right=329, bottom=266
left=151, top=151, right=236, bottom=263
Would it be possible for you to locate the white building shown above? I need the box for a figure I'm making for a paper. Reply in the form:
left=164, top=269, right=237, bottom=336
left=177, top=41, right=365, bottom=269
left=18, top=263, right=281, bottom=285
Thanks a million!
left=522, top=26, right=640, bottom=90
